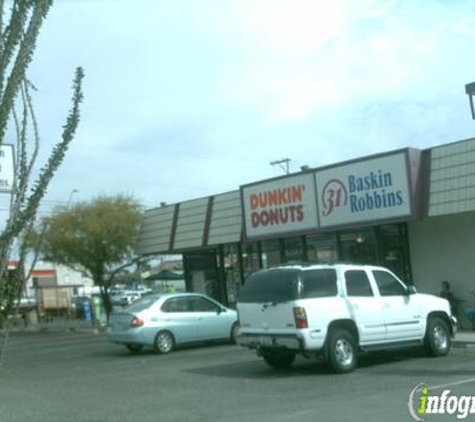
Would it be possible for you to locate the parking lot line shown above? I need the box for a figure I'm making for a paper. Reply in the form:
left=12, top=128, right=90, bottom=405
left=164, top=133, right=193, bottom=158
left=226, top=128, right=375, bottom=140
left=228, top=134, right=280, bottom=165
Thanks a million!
left=428, top=376, right=475, bottom=391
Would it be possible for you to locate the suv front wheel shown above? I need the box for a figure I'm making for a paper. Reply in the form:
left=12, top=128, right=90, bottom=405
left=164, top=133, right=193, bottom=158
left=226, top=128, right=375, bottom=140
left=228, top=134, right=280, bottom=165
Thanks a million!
left=425, top=317, right=451, bottom=357
left=262, top=350, right=296, bottom=369
left=327, top=329, right=358, bottom=373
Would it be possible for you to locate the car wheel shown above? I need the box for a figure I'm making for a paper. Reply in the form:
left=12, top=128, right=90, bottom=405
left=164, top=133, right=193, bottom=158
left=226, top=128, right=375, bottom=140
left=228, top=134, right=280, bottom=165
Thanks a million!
left=125, top=344, right=144, bottom=354
left=425, top=317, right=451, bottom=357
left=327, top=329, right=357, bottom=373
left=230, top=322, right=239, bottom=344
left=154, top=330, right=175, bottom=354
left=262, top=350, right=296, bottom=369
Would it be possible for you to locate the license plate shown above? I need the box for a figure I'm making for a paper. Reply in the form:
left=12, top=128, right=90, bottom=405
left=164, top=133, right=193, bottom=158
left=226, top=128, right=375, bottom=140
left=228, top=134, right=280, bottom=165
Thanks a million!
left=260, top=336, right=273, bottom=346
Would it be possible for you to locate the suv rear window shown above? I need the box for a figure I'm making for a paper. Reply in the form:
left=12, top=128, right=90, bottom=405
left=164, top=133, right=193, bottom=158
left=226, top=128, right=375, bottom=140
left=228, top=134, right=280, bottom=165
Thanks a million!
left=238, top=270, right=299, bottom=303
left=301, top=269, right=337, bottom=298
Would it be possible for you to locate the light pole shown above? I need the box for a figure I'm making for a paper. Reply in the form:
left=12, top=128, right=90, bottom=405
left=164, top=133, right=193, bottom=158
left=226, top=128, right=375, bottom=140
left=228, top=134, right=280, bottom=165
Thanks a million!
left=465, top=82, right=475, bottom=119
left=67, top=189, right=78, bottom=207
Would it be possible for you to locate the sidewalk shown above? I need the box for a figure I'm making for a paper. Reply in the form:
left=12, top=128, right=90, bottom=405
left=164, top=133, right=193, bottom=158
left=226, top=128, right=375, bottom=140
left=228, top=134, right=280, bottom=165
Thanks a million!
left=2, top=317, right=106, bottom=335
left=35, top=319, right=107, bottom=334
left=4, top=321, right=475, bottom=345
left=453, top=329, right=475, bottom=348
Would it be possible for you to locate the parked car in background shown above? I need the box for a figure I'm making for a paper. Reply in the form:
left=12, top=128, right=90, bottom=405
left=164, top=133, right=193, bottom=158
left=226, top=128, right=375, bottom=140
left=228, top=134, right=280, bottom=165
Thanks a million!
left=110, top=290, right=142, bottom=307
left=107, top=292, right=239, bottom=354
left=131, top=284, right=153, bottom=295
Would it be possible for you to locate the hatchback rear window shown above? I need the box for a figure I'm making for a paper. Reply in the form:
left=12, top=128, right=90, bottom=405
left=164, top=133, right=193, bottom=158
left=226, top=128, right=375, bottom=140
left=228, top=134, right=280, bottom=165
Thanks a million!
left=301, top=269, right=338, bottom=298
left=238, top=270, right=299, bottom=303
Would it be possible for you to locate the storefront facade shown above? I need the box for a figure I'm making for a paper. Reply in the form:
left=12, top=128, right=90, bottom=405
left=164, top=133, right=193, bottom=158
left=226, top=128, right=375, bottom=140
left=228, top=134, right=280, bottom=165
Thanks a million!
left=136, top=138, right=475, bottom=323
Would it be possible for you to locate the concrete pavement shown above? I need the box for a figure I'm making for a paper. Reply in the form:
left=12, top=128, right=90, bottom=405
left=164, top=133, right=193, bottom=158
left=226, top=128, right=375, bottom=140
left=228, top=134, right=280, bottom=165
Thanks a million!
left=2, top=331, right=475, bottom=422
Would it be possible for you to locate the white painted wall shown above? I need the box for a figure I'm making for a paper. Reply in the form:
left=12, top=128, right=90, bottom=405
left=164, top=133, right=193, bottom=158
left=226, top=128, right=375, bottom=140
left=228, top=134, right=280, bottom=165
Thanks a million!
left=409, top=211, right=475, bottom=327
left=24, top=261, right=93, bottom=297
left=53, top=265, right=93, bottom=287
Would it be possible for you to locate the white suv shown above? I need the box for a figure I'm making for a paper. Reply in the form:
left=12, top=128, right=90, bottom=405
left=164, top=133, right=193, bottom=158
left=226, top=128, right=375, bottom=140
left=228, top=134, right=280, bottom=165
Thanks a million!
left=236, top=264, right=457, bottom=373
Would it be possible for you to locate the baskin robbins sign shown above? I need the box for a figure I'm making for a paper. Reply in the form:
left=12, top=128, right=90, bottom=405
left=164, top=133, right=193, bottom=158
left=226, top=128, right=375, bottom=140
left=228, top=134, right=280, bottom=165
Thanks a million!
left=241, top=173, right=318, bottom=240
left=315, top=152, right=413, bottom=228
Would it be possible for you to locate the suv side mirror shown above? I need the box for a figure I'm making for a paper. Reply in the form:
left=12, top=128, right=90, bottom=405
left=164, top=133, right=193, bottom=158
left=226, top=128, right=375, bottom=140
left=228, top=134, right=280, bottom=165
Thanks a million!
left=405, top=285, right=417, bottom=296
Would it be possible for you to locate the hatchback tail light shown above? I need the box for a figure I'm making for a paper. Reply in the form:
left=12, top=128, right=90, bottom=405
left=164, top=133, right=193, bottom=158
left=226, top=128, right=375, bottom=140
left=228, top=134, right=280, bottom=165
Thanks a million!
left=130, top=317, right=144, bottom=328
left=293, top=307, right=308, bottom=329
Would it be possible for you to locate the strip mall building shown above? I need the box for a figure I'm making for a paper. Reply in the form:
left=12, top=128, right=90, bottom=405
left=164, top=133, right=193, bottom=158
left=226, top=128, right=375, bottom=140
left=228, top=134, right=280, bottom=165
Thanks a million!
left=136, top=137, right=475, bottom=324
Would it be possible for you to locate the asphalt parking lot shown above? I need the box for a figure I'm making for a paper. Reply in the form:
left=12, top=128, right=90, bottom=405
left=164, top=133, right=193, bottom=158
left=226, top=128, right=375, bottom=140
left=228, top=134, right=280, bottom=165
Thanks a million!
left=0, top=331, right=474, bottom=422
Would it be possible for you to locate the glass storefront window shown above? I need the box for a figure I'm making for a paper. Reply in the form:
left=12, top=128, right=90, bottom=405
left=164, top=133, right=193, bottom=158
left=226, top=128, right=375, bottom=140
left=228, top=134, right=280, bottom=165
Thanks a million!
left=283, top=237, right=304, bottom=263
left=242, top=243, right=260, bottom=279
left=339, top=228, right=378, bottom=265
left=378, top=224, right=411, bottom=282
left=223, top=244, right=241, bottom=307
left=183, top=224, right=411, bottom=308
left=261, top=239, right=281, bottom=268
left=306, top=233, right=338, bottom=263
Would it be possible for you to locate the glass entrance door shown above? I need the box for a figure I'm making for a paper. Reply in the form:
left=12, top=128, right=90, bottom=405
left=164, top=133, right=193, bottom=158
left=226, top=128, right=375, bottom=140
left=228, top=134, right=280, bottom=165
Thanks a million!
left=377, top=224, right=411, bottom=282
left=337, top=224, right=411, bottom=281
left=183, top=252, right=220, bottom=301
left=339, top=228, right=378, bottom=265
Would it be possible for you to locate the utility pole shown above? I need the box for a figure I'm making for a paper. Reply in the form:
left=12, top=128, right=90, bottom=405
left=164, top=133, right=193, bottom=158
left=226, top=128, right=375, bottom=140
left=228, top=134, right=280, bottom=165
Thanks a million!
left=270, top=158, right=291, bottom=175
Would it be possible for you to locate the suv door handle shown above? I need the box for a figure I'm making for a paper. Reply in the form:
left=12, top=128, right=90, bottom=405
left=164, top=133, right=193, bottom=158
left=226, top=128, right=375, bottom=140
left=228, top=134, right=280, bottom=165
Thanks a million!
left=383, top=303, right=390, bottom=309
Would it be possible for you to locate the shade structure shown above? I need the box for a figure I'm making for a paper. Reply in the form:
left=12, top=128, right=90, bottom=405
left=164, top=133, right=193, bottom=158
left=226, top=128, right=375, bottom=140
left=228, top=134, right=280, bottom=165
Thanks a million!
left=145, top=269, right=184, bottom=281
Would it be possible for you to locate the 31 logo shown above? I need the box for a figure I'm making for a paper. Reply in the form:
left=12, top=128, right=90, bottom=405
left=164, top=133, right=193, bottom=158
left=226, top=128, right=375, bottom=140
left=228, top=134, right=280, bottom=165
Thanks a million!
left=321, top=178, right=348, bottom=216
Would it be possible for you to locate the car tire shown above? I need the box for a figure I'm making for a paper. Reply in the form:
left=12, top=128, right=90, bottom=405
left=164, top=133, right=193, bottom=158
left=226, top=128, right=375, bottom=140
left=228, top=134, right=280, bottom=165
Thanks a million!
left=327, top=329, right=357, bottom=373
left=230, top=322, right=239, bottom=344
left=154, top=330, right=175, bottom=354
left=262, top=350, right=296, bottom=369
left=425, top=317, right=451, bottom=357
left=125, top=344, right=144, bottom=354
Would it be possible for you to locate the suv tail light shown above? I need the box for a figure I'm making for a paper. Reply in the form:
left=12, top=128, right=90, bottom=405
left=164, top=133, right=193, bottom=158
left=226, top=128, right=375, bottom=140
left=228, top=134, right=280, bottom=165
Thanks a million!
left=130, top=317, right=144, bottom=328
left=293, top=307, right=308, bottom=329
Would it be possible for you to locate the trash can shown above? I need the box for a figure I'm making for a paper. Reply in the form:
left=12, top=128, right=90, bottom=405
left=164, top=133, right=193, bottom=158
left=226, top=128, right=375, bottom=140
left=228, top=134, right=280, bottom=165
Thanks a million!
left=83, top=299, right=93, bottom=325
left=92, top=295, right=106, bottom=326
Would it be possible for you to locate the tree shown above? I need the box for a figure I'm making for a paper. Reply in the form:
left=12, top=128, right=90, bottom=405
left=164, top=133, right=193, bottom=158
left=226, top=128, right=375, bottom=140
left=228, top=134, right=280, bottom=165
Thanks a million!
left=36, top=195, right=145, bottom=319
left=0, top=1, right=84, bottom=327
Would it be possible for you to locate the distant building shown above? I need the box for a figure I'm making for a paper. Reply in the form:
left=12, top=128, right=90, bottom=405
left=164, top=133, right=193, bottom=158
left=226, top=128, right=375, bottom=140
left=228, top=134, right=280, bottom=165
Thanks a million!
left=7, top=261, right=94, bottom=316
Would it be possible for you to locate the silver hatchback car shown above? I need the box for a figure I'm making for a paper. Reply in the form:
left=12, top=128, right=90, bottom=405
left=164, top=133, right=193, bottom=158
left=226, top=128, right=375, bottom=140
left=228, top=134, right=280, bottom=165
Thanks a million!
left=107, top=292, right=239, bottom=354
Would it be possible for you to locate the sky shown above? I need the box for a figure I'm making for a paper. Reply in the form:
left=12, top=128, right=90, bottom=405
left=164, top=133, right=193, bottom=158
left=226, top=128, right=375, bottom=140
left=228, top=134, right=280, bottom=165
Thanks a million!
left=3, top=0, right=475, bottom=216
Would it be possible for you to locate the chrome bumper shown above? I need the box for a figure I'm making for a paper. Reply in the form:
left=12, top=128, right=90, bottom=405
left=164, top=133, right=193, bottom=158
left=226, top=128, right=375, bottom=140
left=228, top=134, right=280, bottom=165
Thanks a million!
left=237, top=333, right=302, bottom=350
left=450, top=315, right=458, bottom=338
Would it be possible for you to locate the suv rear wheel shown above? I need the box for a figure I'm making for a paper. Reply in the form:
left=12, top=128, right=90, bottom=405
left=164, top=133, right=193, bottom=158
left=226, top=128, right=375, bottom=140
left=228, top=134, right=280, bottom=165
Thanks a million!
left=262, top=350, right=296, bottom=369
left=327, top=329, right=357, bottom=373
left=425, top=317, right=451, bottom=357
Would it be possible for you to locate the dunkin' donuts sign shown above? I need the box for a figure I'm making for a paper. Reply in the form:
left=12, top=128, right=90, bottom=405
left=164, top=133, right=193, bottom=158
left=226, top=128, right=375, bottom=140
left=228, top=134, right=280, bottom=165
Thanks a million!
left=242, top=173, right=318, bottom=238
left=316, top=153, right=412, bottom=228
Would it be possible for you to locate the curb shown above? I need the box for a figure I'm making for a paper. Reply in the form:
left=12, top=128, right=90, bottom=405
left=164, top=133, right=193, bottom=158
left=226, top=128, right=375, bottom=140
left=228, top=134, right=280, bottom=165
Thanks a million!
left=453, top=341, right=475, bottom=348
left=2, top=325, right=107, bottom=335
